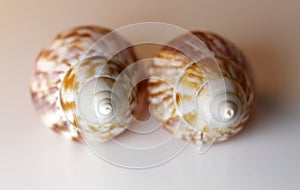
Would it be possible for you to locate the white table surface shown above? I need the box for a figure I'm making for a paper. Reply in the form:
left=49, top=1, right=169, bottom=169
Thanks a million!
left=0, top=0, right=299, bottom=189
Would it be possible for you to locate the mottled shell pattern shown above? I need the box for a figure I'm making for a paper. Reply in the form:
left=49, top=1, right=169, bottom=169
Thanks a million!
left=148, top=31, right=254, bottom=143
left=30, top=26, right=138, bottom=142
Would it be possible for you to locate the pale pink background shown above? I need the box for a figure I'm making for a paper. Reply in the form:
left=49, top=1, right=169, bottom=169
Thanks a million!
left=0, top=0, right=299, bottom=189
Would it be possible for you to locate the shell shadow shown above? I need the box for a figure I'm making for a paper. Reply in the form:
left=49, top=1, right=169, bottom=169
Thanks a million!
left=225, top=38, right=289, bottom=141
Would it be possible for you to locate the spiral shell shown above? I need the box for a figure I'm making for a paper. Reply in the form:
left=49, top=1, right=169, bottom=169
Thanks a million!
left=30, top=26, right=137, bottom=142
left=148, top=31, right=254, bottom=143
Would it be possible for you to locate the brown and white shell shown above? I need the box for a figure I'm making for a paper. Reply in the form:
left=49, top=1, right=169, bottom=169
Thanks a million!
left=147, top=31, right=254, bottom=144
left=30, top=26, right=138, bottom=142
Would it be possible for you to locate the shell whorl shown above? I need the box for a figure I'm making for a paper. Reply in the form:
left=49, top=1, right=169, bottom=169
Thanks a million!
left=147, top=31, right=254, bottom=143
left=30, top=26, right=137, bottom=142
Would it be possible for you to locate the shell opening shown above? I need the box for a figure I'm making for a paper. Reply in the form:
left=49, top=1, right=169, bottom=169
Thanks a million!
left=210, top=92, right=242, bottom=125
left=218, top=101, right=237, bottom=121
left=194, top=77, right=246, bottom=128
left=94, top=95, right=115, bottom=120
left=76, top=77, right=127, bottom=132
left=98, top=102, right=113, bottom=116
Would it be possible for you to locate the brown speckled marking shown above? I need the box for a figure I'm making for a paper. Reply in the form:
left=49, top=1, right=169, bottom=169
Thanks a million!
left=183, top=111, right=198, bottom=126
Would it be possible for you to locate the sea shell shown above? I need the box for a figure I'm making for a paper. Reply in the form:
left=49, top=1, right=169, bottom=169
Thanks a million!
left=147, top=31, right=254, bottom=143
left=30, top=26, right=138, bottom=142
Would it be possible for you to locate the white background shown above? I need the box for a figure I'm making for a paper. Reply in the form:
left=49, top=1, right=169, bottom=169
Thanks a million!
left=0, top=0, right=299, bottom=189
